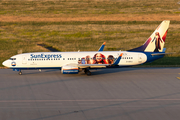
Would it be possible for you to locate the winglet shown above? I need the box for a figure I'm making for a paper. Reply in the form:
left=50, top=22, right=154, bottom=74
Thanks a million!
left=98, top=42, right=106, bottom=51
left=112, top=53, right=123, bottom=65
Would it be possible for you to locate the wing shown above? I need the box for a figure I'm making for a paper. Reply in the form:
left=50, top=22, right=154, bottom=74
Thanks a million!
left=77, top=53, right=123, bottom=68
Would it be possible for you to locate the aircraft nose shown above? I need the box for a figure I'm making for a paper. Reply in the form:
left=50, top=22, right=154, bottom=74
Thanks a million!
left=2, top=60, right=9, bottom=67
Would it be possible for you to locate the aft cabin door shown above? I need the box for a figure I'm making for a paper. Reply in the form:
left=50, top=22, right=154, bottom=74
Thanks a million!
left=138, top=54, right=142, bottom=63
left=22, top=55, right=27, bottom=64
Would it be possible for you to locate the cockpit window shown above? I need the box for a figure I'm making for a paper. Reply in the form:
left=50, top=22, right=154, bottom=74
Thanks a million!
left=9, top=58, right=16, bottom=60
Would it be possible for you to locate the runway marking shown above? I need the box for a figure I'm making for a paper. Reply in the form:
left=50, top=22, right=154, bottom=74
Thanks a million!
left=78, top=103, right=94, bottom=104
left=12, top=103, right=31, bottom=105
left=0, top=99, right=180, bottom=103
left=45, top=103, right=62, bottom=105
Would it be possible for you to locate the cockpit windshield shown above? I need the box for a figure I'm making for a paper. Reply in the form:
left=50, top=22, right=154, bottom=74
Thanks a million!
left=9, top=58, right=16, bottom=60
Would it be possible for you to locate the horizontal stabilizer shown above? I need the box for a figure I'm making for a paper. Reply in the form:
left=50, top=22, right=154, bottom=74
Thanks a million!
left=151, top=52, right=175, bottom=56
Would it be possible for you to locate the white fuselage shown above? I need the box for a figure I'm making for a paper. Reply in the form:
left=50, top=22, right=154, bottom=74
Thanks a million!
left=3, top=51, right=147, bottom=69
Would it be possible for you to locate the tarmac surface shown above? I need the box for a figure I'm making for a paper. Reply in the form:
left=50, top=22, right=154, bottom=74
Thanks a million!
left=0, top=67, right=180, bottom=120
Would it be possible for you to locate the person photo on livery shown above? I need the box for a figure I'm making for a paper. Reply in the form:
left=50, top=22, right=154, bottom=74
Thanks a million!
left=93, top=53, right=107, bottom=64
left=151, top=32, right=163, bottom=52
left=107, top=55, right=114, bottom=64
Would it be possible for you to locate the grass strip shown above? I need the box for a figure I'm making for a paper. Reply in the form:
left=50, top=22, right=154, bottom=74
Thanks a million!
left=1, top=21, right=180, bottom=26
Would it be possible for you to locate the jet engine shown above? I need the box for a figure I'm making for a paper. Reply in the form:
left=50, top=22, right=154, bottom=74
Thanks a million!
left=61, top=65, right=79, bottom=74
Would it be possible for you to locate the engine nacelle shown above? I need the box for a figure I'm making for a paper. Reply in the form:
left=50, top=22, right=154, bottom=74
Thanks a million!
left=61, top=65, right=79, bottom=74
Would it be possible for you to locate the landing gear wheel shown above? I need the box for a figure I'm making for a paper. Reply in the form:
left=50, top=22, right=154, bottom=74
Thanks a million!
left=84, top=69, right=87, bottom=74
left=84, top=69, right=91, bottom=76
left=18, top=71, right=22, bottom=75
left=86, top=71, right=91, bottom=76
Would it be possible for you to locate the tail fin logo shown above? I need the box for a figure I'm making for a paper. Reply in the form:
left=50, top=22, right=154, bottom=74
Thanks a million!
left=151, top=32, right=163, bottom=52
left=128, top=20, right=170, bottom=52
left=162, top=30, right=168, bottom=42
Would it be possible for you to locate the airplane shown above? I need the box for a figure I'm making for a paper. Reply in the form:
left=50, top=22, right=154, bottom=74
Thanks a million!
left=2, top=20, right=170, bottom=76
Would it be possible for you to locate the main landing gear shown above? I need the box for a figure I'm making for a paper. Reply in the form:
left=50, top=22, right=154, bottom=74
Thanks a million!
left=84, top=68, right=91, bottom=76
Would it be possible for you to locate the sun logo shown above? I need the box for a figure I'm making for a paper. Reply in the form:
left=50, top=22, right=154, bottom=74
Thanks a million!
left=11, top=62, right=16, bottom=66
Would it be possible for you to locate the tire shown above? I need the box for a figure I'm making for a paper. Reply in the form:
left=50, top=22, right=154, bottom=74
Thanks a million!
left=84, top=69, right=87, bottom=74
left=86, top=71, right=91, bottom=76
left=19, top=71, right=22, bottom=75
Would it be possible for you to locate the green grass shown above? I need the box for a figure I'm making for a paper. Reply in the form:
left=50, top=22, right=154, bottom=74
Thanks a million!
left=0, top=21, right=180, bottom=67
left=0, top=0, right=179, bottom=16
left=0, top=0, right=180, bottom=67
left=2, top=21, right=180, bottom=26
left=62, top=31, right=92, bottom=38
left=141, top=57, right=180, bottom=67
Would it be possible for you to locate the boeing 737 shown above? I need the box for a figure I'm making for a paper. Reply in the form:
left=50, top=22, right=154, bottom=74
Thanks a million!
left=2, top=20, right=170, bottom=75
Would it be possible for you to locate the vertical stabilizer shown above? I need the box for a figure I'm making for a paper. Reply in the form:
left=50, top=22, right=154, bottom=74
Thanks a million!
left=129, top=20, right=170, bottom=52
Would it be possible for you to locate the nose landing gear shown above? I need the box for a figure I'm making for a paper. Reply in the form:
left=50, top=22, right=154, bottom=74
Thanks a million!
left=18, top=70, right=22, bottom=75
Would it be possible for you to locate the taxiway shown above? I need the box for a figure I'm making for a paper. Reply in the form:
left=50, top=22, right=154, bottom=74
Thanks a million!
left=0, top=68, right=180, bottom=120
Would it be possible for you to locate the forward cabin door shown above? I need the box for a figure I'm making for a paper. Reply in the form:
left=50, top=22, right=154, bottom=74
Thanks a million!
left=22, top=55, right=27, bottom=64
